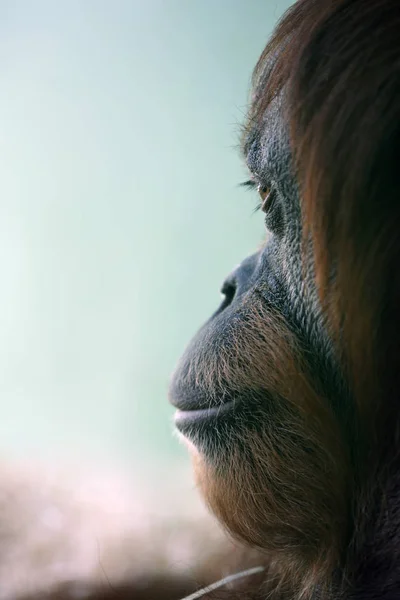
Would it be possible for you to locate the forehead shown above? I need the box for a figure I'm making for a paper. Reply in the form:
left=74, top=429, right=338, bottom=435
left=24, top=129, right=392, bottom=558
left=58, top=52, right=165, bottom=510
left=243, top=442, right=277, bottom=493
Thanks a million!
left=242, top=92, right=292, bottom=188
left=241, top=40, right=295, bottom=179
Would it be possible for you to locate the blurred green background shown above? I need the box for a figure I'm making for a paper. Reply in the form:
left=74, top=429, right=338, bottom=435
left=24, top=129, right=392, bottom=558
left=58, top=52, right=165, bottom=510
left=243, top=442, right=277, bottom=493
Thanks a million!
left=0, top=1, right=291, bottom=475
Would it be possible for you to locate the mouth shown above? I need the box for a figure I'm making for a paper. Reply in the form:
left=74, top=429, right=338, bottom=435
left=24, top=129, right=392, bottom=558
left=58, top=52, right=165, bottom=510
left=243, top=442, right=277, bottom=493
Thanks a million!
left=174, top=400, right=235, bottom=433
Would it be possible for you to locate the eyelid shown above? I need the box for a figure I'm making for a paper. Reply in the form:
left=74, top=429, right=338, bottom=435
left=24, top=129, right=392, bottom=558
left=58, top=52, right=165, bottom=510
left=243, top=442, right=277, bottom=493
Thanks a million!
left=240, top=177, right=273, bottom=211
left=240, top=173, right=272, bottom=191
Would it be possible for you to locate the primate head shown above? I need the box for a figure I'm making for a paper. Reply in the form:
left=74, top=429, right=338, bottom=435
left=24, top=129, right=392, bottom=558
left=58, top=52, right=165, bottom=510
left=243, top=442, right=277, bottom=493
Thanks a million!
left=169, top=0, right=400, bottom=598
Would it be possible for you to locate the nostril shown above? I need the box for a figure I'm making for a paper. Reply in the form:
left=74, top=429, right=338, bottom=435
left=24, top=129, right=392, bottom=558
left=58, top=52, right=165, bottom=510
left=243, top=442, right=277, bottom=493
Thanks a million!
left=219, top=279, right=237, bottom=311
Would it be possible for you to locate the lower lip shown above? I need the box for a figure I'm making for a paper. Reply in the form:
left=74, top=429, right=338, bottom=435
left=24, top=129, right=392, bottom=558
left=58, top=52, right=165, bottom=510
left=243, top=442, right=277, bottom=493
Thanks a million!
left=174, top=400, right=235, bottom=429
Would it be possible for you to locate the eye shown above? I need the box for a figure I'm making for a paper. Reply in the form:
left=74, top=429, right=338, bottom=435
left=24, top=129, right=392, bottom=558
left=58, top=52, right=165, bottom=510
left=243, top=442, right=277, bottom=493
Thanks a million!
left=239, top=178, right=280, bottom=229
left=258, top=184, right=274, bottom=214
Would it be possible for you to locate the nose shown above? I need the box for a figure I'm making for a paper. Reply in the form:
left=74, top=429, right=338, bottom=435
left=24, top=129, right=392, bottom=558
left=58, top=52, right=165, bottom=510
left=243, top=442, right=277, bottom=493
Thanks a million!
left=219, top=252, right=260, bottom=311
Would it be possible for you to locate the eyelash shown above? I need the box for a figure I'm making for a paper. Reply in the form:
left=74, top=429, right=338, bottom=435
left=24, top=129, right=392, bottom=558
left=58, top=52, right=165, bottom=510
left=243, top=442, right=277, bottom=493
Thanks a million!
left=239, top=179, right=260, bottom=212
left=240, top=179, right=257, bottom=190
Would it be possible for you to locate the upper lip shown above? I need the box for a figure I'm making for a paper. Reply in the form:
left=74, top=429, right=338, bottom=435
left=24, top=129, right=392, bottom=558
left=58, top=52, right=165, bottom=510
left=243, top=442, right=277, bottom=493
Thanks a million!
left=168, top=383, right=209, bottom=411
left=169, top=377, right=233, bottom=412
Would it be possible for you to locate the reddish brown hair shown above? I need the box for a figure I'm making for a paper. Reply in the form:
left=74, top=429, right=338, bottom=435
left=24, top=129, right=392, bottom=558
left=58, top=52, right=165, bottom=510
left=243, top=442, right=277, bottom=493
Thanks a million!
left=247, top=0, right=400, bottom=464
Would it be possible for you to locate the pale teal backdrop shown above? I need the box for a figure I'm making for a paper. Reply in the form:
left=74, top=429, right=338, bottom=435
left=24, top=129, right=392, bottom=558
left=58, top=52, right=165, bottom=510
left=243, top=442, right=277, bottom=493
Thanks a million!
left=0, top=1, right=291, bottom=473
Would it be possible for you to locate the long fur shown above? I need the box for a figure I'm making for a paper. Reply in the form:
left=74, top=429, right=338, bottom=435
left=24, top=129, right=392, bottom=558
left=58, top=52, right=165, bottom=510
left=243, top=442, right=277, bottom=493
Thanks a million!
left=176, top=1, right=400, bottom=598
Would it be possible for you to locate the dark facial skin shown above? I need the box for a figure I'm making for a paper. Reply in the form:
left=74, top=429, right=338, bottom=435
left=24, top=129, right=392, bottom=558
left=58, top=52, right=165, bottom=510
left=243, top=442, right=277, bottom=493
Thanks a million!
left=169, top=94, right=347, bottom=456
left=168, top=89, right=352, bottom=592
